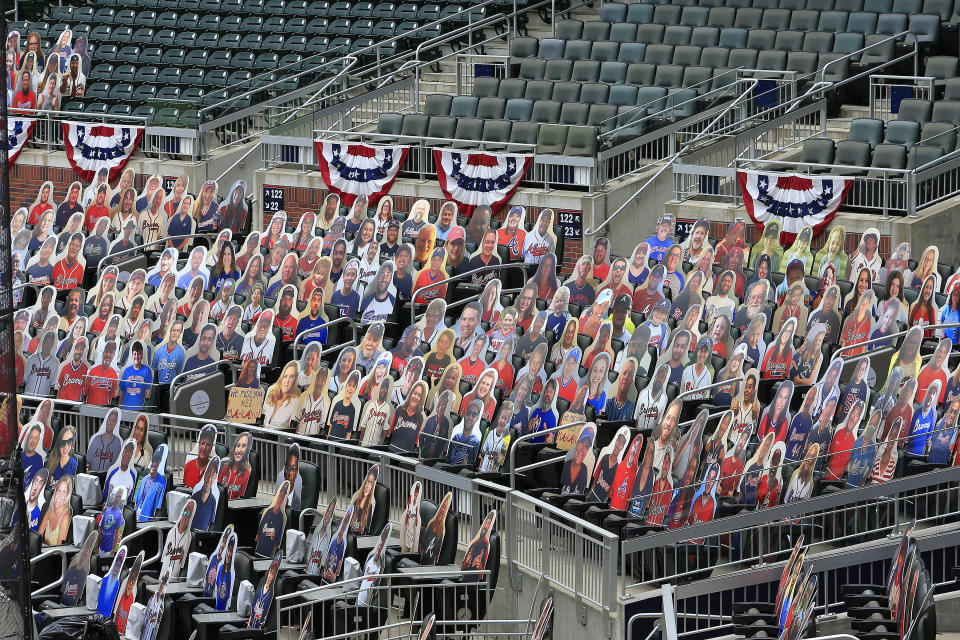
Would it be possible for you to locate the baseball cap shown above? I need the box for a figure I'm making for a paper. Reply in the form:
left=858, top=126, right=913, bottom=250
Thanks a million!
left=653, top=298, right=672, bottom=315
left=613, top=293, right=631, bottom=310
left=447, top=227, right=465, bottom=243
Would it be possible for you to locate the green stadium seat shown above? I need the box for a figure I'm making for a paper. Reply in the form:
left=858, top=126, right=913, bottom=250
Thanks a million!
left=833, top=31, right=865, bottom=54
left=569, top=60, right=599, bottom=82
left=452, top=118, right=483, bottom=146
left=773, top=30, right=803, bottom=51
left=559, top=102, right=589, bottom=125
left=450, top=95, right=479, bottom=117
left=114, top=10, right=137, bottom=24
left=673, top=45, right=702, bottom=67
left=536, top=124, right=567, bottom=154
left=162, top=49, right=186, bottom=66
left=499, top=78, right=527, bottom=98
left=717, top=27, right=747, bottom=47
left=185, top=50, right=209, bottom=67
left=556, top=20, right=583, bottom=39
left=727, top=48, right=758, bottom=68
left=601, top=2, right=627, bottom=22
left=864, top=0, right=892, bottom=10
left=109, top=104, right=134, bottom=117
left=476, top=97, right=506, bottom=119
left=545, top=59, right=573, bottom=81
left=531, top=99, right=561, bottom=122
left=157, top=86, right=182, bottom=100
left=599, top=61, right=627, bottom=84
left=426, top=115, right=456, bottom=139
left=893, top=0, right=922, bottom=12
left=86, top=103, right=109, bottom=115
left=562, top=40, right=592, bottom=61
left=849, top=117, right=884, bottom=148
left=627, top=3, right=654, bottom=23
left=562, top=125, right=597, bottom=157
left=707, top=6, right=736, bottom=27
left=108, top=83, right=134, bottom=102
left=505, top=98, right=533, bottom=121
left=654, top=65, right=684, bottom=88
left=373, top=2, right=396, bottom=18
left=90, top=25, right=113, bottom=42
left=425, top=94, right=453, bottom=115
left=97, top=45, right=119, bottom=61
left=683, top=66, right=713, bottom=91
left=284, top=35, right=309, bottom=51
left=644, top=44, right=674, bottom=65
left=690, top=26, right=720, bottom=46
left=761, top=9, right=790, bottom=30
left=112, top=26, right=134, bottom=42
left=818, top=10, right=850, bottom=32
left=681, top=6, right=710, bottom=26
left=907, top=144, right=943, bottom=169
left=174, top=32, right=198, bottom=47
left=636, top=24, right=665, bottom=45
left=582, top=21, right=610, bottom=41
left=481, top=120, right=513, bottom=150
left=508, top=121, right=539, bottom=149
left=472, top=77, right=500, bottom=98
left=654, top=4, right=682, bottom=24
left=519, top=58, right=546, bottom=80
left=183, top=69, right=206, bottom=85
left=801, top=138, right=836, bottom=165
left=617, top=43, right=647, bottom=64
left=663, top=25, right=692, bottom=45
left=610, top=23, right=638, bottom=42
left=205, top=70, right=229, bottom=86
left=819, top=52, right=850, bottom=81
left=846, top=11, right=878, bottom=34
left=588, top=103, right=618, bottom=133
left=551, top=81, right=581, bottom=102
left=133, top=85, right=157, bottom=101
left=700, top=47, right=729, bottom=67
left=625, top=62, right=656, bottom=86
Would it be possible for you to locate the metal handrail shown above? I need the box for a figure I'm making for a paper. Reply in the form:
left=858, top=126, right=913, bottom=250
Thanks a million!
left=410, top=262, right=532, bottom=325
left=170, top=359, right=239, bottom=393
left=117, top=524, right=167, bottom=568
left=508, top=420, right=586, bottom=491
left=673, top=375, right=746, bottom=405
left=10, top=107, right=148, bottom=126
left=291, top=315, right=359, bottom=359
left=586, top=77, right=759, bottom=235
left=96, top=233, right=221, bottom=278
left=830, top=322, right=960, bottom=361
left=29, top=547, right=69, bottom=597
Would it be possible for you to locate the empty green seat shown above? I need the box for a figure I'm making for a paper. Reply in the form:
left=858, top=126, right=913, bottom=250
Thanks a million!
left=761, top=8, right=790, bottom=30
left=608, top=85, right=638, bottom=105
left=932, top=100, right=960, bottom=125
left=898, top=98, right=932, bottom=122
left=701, top=46, right=730, bottom=67
left=582, top=21, right=610, bottom=41
left=133, top=85, right=157, bottom=101
left=683, top=66, right=713, bottom=91
left=727, top=47, right=758, bottom=69
left=875, top=13, right=906, bottom=34
left=735, top=7, right=764, bottom=28
left=907, top=144, right=943, bottom=169
left=636, top=24, right=665, bottom=45
left=580, top=82, right=610, bottom=104
left=562, top=40, right=592, bottom=61
left=681, top=6, right=710, bottom=26
left=525, top=80, right=554, bottom=101
left=850, top=118, right=885, bottom=147
left=819, top=53, right=849, bottom=82
left=510, top=37, right=537, bottom=59
left=818, top=10, right=849, bottom=32
left=376, top=113, right=404, bottom=138
left=835, top=140, right=872, bottom=167
left=801, top=138, right=836, bottom=165
left=909, top=14, right=940, bottom=43
left=599, top=61, right=627, bottom=84
left=690, top=26, right=720, bottom=47
left=450, top=96, right=479, bottom=117
left=453, top=118, right=483, bottom=147
left=922, top=0, right=953, bottom=20
left=562, top=125, right=597, bottom=157
left=833, top=32, right=864, bottom=54
left=654, top=65, right=684, bottom=88
left=746, top=29, right=775, bottom=50
left=663, top=25, right=692, bottom=46
left=925, top=56, right=958, bottom=80
left=508, top=121, right=539, bottom=150
left=617, top=43, right=647, bottom=64
left=544, top=59, right=573, bottom=81
left=920, top=121, right=956, bottom=152
left=591, top=41, right=619, bottom=62
left=644, top=45, right=673, bottom=65
left=864, top=0, right=892, bottom=10
left=626, top=62, right=656, bottom=86
left=571, top=60, right=601, bottom=82
left=158, top=68, right=182, bottom=85
left=263, top=35, right=286, bottom=51
left=627, top=3, right=654, bottom=23
left=498, top=78, right=527, bottom=99
left=871, top=142, right=907, bottom=169
left=505, top=98, right=533, bottom=121
left=536, top=124, right=567, bottom=154
left=588, top=104, right=618, bottom=133
left=108, top=83, right=134, bottom=102
left=718, top=27, right=747, bottom=48
left=233, top=52, right=255, bottom=68
left=601, top=2, right=627, bottom=22
left=673, top=45, right=702, bottom=67
left=610, top=23, right=638, bottom=42
left=654, top=4, right=682, bottom=24
left=519, top=58, right=546, bottom=80
left=556, top=20, right=582, bottom=39
left=707, top=6, right=735, bottom=27
left=482, top=120, right=513, bottom=150
left=846, top=11, right=877, bottom=34
left=425, top=94, right=453, bottom=115
left=786, top=51, right=819, bottom=75
left=551, top=81, right=581, bottom=102
left=636, top=86, right=668, bottom=113
left=476, top=97, right=506, bottom=119
left=531, top=99, right=561, bottom=123
left=427, top=116, right=456, bottom=140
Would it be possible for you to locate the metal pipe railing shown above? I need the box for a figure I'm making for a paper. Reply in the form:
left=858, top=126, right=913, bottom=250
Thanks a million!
left=291, top=316, right=359, bottom=359
left=96, top=233, right=221, bottom=279
left=410, top=262, right=532, bottom=325
left=169, top=359, right=239, bottom=393
left=830, top=322, right=960, bottom=361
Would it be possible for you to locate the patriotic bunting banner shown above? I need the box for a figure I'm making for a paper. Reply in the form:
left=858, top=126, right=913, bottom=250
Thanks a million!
left=314, top=140, right=408, bottom=207
left=738, top=170, right=854, bottom=243
left=61, top=122, right=145, bottom=183
left=433, top=149, right=533, bottom=216
left=7, top=118, right=34, bottom=167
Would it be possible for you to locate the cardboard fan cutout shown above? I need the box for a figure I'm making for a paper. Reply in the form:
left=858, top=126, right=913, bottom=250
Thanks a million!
left=327, top=369, right=363, bottom=441
left=113, top=550, right=144, bottom=635
left=248, top=552, right=281, bottom=630
left=204, top=524, right=236, bottom=597
left=38, top=472, right=73, bottom=546
left=357, top=523, right=393, bottom=606
left=96, top=544, right=127, bottom=617
left=134, top=444, right=168, bottom=522
left=478, top=405, right=513, bottom=473
left=228, top=360, right=265, bottom=424
left=400, top=483, right=423, bottom=553
left=560, top=424, right=597, bottom=496
left=183, top=425, right=218, bottom=489
left=220, top=432, right=253, bottom=499
left=587, top=427, right=631, bottom=503
left=847, top=410, right=881, bottom=488
left=420, top=492, right=453, bottom=565
left=162, top=499, right=196, bottom=579
left=24, top=467, right=48, bottom=531
left=191, top=455, right=221, bottom=532
left=296, top=366, right=331, bottom=436
left=321, top=505, right=354, bottom=583
left=141, top=571, right=170, bottom=640
left=461, top=510, right=497, bottom=582
left=214, top=533, right=239, bottom=611
left=104, top=438, right=137, bottom=502
left=61, top=529, right=98, bottom=606
left=306, top=499, right=337, bottom=577
left=608, top=434, right=645, bottom=511
left=276, top=443, right=303, bottom=509
left=254, top=480, right=290, bottom=558
left=47, top=424, right=77, bottom=485
left=635, top=363, right=670, bottom=431
left=263, top=361, right=301, bottom=429
left=418, top=388, right=454, bottom=460
left=98, top=486, right=127, bottom=557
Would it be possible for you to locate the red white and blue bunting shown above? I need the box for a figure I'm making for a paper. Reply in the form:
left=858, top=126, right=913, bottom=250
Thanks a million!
left=7, top=118, right=34, bottom=168
left=314, top=140, right=408, bottom=207
left=738, top=170, right=854, bottom=243
left=61, top=122, right=145, bottom=183
left=433, top=149, right=533, bottom=216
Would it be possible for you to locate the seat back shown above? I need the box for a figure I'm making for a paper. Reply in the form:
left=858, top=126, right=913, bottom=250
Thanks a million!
left=871, top=142, right=907, bottom=169
left=849, top=117, right=884, bottom=147
left=801, top=137, right=836, bottom=164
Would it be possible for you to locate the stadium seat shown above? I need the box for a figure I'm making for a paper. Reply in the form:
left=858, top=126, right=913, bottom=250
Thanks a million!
left=504, top=98, right=534, bottom=121
left=735, top=8, right=764, bottom=29
left=835, top=139, right=872, bottom=168
left=875, top=12, right=908, bottom=33
left=747, top=29, right=776, bottom=50
left=909, top=14, right=941, bottom=42
left=627, top=3, right=654, bottom=24
left=801, top=137, right=837, bottom=166
left=426, top=115, right=456, bottom=140
left=654, top=65, right=685, bottom=88
left=701, top=47, right=730, bottom=67
left=617, top=43, right=647, bottom=64
left=846, top=11, right=878, bottom=33
left=663, top=26, right=692, bottom=46
left=674, top=46, right=703, bottom=67
left=926, top=56, right=959, bottom=80
left=591, top=42, right=620, bottom=62
left=562, top=40, right=592, bottom=61
left=556, top=20, right=582, bottom=39
left=907, top=143, right=944, bottom=168
left=654, top=4, right=683, bottom=25
left=761, top=9, right=791, bottom=30
left=536, top=124, right=567, bottom=154
left=803, top=32, right=835, bottom=52
left=833, top=32, right=865, bottom=53
left=819, top=10, right=850, bottom=32
left=626, top=63, right=656, bottom=86
left=921, top=121, right=958, bottom=152
left=562, top=126, right=597, bottom=156
left=425, top=94, right=453, bottom=116
left=637, top=24, right=665, bottom=45
left=601, top=2, right=627, bottom=22
left=551, top=81, right=581, bottom=103
left=476, top=97, right=506, bottom=119
left=708, top=6, right=736, bottom=28
left=525, top=80, right=554, bottom=101
left=452, top=118, right=483, bottom=147
left=718, top=27, right=748, bottom=47
left=849, top=118, right=885, bottom=147
left=498, top=78, right=526, bottom=99
left=645, top=44, right=675, bottom=65
left=519, top=59, right=547, bottom=80
left=871, top=142, right=908, bottom=169
left=538, top=39, right=566, bottom=60
left=599, top=61, right=627, bottom=84
left=508, top=121, right=539, bottom=149
left=582, top=21, right=611, bottom=41
left=544, top=59, right=573, bottom=82
left=681, top=6, right=710, bottom=26
left=450, top=96, right=479, bottom=118
left=531, top=99, right=561, bottom=122
left=559, top=102, right=589, bottom=125
left=690, top=26, right=720, bottom=47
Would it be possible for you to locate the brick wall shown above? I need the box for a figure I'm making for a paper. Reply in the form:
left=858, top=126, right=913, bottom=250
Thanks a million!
left=10, top=164, right=160, bottom=212
left=704, top=220, right=891, bottom=262
left=263, top=187, right=585, bottom=277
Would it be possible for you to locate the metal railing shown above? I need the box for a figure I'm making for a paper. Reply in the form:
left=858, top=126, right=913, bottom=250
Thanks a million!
left=410, top=263, right=533, bottom=325
left=870, top=75, right=936, bottom=122
left=291, top=316, right=359, bottom=359
left=96, top=233, right=222, bottom=279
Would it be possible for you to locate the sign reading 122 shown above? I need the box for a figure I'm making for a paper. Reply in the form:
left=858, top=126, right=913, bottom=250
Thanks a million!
left=556, top=210, right=582, bottom=239
left=263, top=185, right=285, bottom=213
